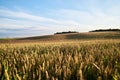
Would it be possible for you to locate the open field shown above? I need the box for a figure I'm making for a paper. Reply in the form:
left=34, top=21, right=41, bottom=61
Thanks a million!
left=0, top=32, right=120, bottom=80
left=0, top=31, right=120, bottom=43
left=0, top=39, right=120, bottom=80
left=1, top=0, right=120, bottom=79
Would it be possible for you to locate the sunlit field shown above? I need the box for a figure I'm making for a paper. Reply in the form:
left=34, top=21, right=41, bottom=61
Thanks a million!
left=0, top=39, right=120, bottom=80
left=1, top=0, right=120, bottom=79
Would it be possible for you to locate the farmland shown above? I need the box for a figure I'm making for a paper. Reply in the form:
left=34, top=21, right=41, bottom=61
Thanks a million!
left=0, top=32, right=120, bottom=80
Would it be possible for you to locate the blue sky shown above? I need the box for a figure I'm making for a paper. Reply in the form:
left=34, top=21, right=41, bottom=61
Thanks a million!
left=0, top=0, right=120, bottom=38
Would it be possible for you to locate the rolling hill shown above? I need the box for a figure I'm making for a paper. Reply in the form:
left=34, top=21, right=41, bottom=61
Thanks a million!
left=0, top=31, right=120, bottom=43
left=22, top=31, right=120, bottom=40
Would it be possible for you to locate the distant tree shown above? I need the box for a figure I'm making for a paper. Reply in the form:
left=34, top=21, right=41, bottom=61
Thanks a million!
left=89, top=29, right=120, bottom=32
left=54, top=31, right=79, bottom=34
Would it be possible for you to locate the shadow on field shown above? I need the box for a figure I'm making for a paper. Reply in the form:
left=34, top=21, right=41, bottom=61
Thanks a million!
left=66, top=32, right=120, bottom=40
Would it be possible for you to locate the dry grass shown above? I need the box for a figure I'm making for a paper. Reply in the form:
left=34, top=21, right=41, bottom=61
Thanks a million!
left=0, top=32, right=120, bottom=43
left=0, top=40, right=120, bottom=80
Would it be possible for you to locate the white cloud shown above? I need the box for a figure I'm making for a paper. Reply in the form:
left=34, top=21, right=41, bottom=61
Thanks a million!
left=50, top=9, right=120, bottom=29
left=0, top=9, right=58, bottom=23
left=0, top=7, right=120, bottom=37
left=0, top=8, right=81, bottom=31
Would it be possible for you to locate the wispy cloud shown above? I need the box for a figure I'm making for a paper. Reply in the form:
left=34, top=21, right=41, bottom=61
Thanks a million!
left=0, top=8, right=81, bottom=37
left=0, top=8, right=58, bottom=23
left=0, top=6, right=120, bottom=38
left=0, top=8, right=81, bottom=29
left=50, top=8, right=120, bottom=28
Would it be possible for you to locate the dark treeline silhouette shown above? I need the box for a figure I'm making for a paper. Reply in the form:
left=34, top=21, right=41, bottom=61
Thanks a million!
left=54, top=31, right=79, bottom=34
left=90, top=29, right=120, bottom=32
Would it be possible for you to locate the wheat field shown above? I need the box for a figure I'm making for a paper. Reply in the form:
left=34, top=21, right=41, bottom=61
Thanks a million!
left=0, top=40, right=120, bottom=80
